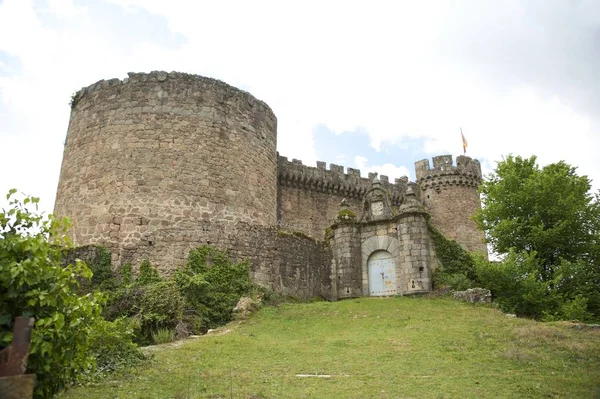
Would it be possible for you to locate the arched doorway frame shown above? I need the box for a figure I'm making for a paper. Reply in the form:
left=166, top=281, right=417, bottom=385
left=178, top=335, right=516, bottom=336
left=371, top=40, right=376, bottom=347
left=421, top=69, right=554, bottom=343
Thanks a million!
left=361, top=235, right=401, bottom=296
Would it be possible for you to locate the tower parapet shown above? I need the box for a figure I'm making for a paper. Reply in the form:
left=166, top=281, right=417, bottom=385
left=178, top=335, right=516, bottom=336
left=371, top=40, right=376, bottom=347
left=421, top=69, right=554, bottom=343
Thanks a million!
left=415, top=155, right=482, bottom=191
left=414, top=155, right=487, bottom=255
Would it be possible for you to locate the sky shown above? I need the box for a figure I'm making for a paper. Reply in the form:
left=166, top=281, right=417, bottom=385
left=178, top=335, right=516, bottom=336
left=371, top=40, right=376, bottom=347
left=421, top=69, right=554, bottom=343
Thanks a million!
left=1, top=0, right=599, bottom=216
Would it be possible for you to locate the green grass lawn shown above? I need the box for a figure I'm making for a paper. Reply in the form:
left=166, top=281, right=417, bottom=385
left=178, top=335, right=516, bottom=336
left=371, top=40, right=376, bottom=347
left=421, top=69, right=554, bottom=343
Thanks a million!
left=61, top=297, right=600, bottom=399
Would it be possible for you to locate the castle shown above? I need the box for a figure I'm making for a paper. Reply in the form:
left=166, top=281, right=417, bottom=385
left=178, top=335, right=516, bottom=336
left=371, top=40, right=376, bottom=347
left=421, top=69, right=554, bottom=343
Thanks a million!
left=55, top=71, right=486, bottom=300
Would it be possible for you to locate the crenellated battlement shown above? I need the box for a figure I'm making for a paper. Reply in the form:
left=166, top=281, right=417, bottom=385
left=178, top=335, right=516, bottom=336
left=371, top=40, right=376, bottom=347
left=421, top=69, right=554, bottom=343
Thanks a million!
left=415, top=155, right=482, bottom=190
left=278, top=155, right=409, bottom=205
left=71, top=71, right=274, bottom=117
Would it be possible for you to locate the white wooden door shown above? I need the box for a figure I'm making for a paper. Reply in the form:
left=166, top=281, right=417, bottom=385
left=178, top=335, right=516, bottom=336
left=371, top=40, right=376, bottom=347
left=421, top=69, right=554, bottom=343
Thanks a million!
left=368, top=251, right=396, bottom=296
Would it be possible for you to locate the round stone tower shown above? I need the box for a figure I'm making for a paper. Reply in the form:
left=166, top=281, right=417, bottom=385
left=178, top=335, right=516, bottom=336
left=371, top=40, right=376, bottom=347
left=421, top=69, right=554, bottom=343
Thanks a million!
left=54, top=71, right=278, bottom=270
left=414, top=155, right=487, bottom=255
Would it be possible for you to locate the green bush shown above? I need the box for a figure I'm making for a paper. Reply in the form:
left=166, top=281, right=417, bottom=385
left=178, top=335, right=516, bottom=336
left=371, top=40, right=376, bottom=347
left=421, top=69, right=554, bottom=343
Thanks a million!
left=102, top=285, right=144, bottom=321
left=0, top=191, right=103, bottom=398
left=175, top=246, right=254, bottom=329
left=76, top=246, right=117, bottom=294
left=119, top=262, right=133, bottom=286
left=96, top=246, right=256, bottom=344
left=84, top=318, right=145, bottom=381
left=102, top=280, right=184, bottom=345
left=135, top=259, right=161, bottom=285
left=555, top=295, right=594, bottom=322
left=152, top=328, right=174, bottom=345
left=182, top=313, right=204, bottom=334
left=138, top=280, right=184, bottom=343
left=552, top=258, right=600, bottom=320
left=433, top=273, right=473, bottom=291
left=474, top=250, right=559, bottom=319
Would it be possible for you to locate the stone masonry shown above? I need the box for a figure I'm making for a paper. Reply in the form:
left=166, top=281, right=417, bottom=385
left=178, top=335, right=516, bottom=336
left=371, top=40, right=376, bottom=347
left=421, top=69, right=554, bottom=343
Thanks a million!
left=55, top=71, right=486, bottom=299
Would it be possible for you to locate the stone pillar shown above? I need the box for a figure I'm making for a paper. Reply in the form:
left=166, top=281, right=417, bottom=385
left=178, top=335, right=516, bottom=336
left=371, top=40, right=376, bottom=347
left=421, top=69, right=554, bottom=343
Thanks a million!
left=397, top=188, right=432, bottom=294
left=330, top=223, right=361, bottom=300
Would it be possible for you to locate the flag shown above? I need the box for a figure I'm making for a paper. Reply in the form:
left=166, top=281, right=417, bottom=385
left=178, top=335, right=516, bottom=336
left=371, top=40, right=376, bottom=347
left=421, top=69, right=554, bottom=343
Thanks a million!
left=461, top=128, right=468, bottom=154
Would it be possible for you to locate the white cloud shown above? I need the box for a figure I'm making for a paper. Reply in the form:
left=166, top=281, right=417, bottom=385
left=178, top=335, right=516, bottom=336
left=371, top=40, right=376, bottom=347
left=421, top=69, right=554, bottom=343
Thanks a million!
left=42, top=0, right=86, bottom=18
left=1, top=0, right=600, bottom=217
left=354, top=156, right=411, bottom=182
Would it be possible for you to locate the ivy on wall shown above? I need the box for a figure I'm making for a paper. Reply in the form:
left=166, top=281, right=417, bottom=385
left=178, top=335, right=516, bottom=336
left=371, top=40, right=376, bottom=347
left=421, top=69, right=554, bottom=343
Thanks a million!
left=427, top=222, right=477, bottom=288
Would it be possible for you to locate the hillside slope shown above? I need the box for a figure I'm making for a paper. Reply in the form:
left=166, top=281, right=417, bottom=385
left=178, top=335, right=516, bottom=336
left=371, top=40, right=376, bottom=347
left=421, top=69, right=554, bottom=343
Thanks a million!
left=62, top=297, right=600, bottom=398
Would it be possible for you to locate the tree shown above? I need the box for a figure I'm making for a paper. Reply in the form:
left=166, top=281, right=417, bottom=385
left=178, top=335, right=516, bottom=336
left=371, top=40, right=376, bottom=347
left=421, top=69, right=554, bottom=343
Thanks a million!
left=475, top=155, right=600, bottom=281
left=473, top=156, right=600, bottom=321
left=0, top=190, right=102, bottom=398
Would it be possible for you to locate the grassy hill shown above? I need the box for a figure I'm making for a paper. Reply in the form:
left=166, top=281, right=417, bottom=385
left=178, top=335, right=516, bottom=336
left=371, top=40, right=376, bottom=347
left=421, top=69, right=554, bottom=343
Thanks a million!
left=61, top=297, right=600, bottom=399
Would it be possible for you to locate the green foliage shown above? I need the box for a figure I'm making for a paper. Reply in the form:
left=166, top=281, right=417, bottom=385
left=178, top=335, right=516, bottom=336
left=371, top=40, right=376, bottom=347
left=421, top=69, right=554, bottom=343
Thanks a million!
left=102, top=286, right=144, bottom=322
left=175, top=245, right=254, bottom=329
left=428, top=223, right=477, bottom=289
left=336, top=209, right=357, bottom=223
left=84, top=318, right=145, bottom=381
left=475, top=155, right=600, bottom=280
left=78, top=246, right=116, bottom=293
left=92, top=247, right=114, bottom=287
left=474, top=250, right=559, bottom=319
left=552, top=258, right=600, bottom=318
left=473, top=155, right=600, bottom=321
left=0, top=190, right=103, bottom=398
left=434, top=273, right=473, bottom=291
left=104, top=280, right=184, bottom=345
left=102, top=246, right=253, bottom=341
left=139, top=280, right=184, bottom=340
left=555, top=295, right=594, bottom=322
left=337, top=209, right=356, bottom=218
left=152, top=328, right=174, bottom=345
left=181, top=311, right=204, bottom=335
left=135, top=259, right=161, bottom=285
left=69, top=91, right=81, bottom=109
left=119, top=262, right=133, bottom=286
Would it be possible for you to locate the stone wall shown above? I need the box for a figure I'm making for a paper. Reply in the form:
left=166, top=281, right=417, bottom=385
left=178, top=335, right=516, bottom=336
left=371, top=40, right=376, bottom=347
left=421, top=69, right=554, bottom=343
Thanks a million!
left=415, top=155, right=487, bottom=255
left=62, top=226, right=332, bottom=300
left=61, top=245, right=104, bottom=268
left=54, top=71, right=278, bottom=270
left=277, top=156, right=408, bottom=239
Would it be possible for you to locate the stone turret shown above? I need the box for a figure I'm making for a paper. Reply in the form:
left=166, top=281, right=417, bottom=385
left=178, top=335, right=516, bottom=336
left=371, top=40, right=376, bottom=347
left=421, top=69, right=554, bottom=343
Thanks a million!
left=414, top=155, right=487, bottom=255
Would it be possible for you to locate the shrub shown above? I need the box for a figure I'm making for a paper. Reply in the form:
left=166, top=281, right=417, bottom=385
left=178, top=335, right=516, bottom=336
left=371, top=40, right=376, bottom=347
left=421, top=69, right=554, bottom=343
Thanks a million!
left=102, top=285, right=144, bottom=321
left=152, top=328, right=174, bottom=345
left=434, top=273, right=473, bottom=291
left=135, top=259, right=161, bottom=285
left=138, top=280, right=184, bottom=344
left=175, top=246, right=254, bottom=329
left=474, top=250, right=559, bottom=319
left=84, top=318, right=145, bottom=381
left=102, top=280, right=184, bottom=345
left=119, top=262, right=133, bottom=286
left=556, top=295, right=594, bottom=322
left=0, top=191, right=103, bottom=398
left=552, top=258, right=600, bottom=320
